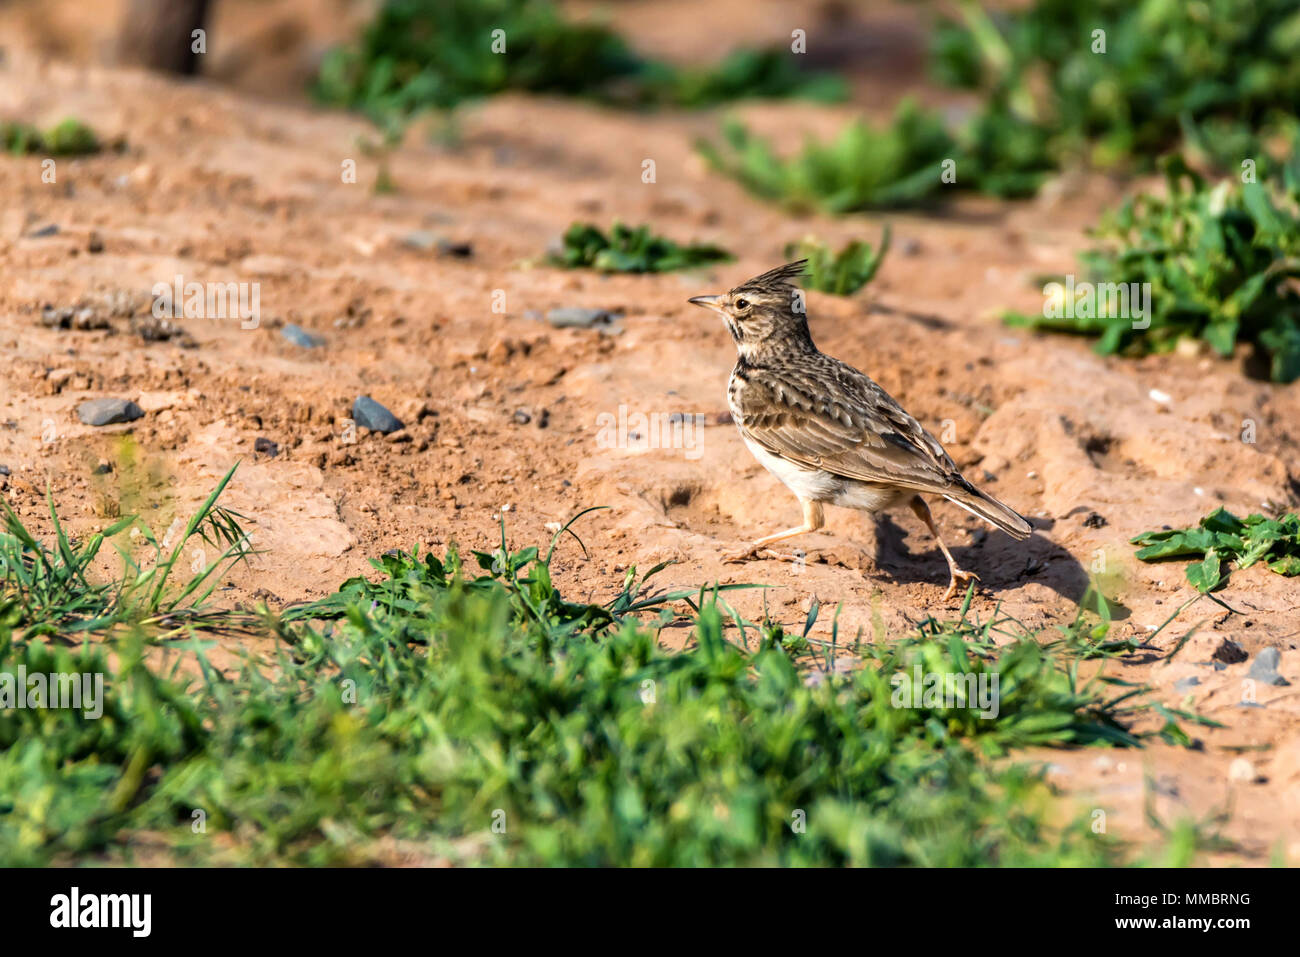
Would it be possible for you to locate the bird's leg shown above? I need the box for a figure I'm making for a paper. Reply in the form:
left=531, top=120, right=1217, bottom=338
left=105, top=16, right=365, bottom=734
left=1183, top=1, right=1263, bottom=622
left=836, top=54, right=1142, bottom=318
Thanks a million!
left=909, top=496, right=979, bottom=600
left=724, top=500, right=824, bottom=563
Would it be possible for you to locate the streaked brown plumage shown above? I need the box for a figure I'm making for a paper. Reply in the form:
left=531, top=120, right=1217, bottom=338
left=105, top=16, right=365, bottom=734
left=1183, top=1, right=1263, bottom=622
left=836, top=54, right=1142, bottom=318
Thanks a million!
left=689, top=260, right=1031, bottom=599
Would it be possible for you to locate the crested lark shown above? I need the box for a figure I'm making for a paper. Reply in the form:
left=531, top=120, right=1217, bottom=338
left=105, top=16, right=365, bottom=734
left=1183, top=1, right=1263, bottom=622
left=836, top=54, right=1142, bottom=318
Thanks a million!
left=689, top=260, right=1032, bottom=599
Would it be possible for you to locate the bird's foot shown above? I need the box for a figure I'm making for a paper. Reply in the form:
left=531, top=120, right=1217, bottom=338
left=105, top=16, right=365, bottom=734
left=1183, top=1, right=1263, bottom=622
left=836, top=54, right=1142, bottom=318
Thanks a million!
left=943, top=567, right=981, bottom=601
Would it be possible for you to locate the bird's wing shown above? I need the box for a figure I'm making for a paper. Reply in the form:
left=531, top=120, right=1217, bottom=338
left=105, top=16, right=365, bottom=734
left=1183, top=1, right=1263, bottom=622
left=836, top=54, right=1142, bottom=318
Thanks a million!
left=734, top=359, right=973, bottom=496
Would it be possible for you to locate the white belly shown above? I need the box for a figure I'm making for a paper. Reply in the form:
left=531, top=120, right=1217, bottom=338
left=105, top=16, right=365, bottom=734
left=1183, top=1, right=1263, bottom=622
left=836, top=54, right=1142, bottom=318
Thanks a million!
left=740, top=434, right=904, bottom=512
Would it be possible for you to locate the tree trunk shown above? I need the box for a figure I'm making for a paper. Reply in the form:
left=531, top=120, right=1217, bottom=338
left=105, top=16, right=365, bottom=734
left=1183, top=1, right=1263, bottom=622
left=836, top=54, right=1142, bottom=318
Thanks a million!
left=116, top=0, right=212, bottom=75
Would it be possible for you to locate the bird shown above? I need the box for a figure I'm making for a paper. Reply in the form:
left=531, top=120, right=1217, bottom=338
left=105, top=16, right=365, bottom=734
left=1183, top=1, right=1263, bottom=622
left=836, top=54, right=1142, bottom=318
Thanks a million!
left=688, top=259, right=1032, bottom=599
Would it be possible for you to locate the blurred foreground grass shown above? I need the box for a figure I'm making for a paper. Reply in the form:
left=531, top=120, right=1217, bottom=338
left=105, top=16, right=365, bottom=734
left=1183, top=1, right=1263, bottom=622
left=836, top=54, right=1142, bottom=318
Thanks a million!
left=0, top=473, right=1219, bottom=865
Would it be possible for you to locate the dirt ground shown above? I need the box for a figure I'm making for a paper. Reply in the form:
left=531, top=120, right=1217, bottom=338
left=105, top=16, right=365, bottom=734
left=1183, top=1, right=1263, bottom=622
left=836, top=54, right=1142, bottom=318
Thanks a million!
left=1, top=0, right=1298, bottom=865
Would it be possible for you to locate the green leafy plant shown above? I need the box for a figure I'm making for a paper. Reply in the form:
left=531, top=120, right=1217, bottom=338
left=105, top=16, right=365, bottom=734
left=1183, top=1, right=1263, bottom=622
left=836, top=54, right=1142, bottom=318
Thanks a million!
left=1, top=118, right=99, bottom=156
left=315, top=0, right=843, bottom=124
left=930, top=0, right=1300, bottom=171
left=647, top=48, right=845, bottom=108
left=550, top=221, right=731, bottom=273
left=1180, top=115, right=1300, bottom=188
left=785, top=226, right=892, bottom=296
left=1004, top=157, right=1300, bottom=382
left=696, top=94, right=1057, bottom=212
left=697, top=100, right=956, bottom=212
left=1132, top=507, right=1300, bottom=593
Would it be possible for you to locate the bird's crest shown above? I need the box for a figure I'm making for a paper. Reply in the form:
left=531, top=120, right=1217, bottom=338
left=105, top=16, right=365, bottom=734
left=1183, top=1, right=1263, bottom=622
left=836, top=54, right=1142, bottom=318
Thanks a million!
left=730, top=260, right=808, bottom=297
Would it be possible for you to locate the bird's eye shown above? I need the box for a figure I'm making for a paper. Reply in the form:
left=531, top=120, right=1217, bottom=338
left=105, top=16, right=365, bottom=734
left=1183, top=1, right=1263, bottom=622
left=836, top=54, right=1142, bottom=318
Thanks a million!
left=734, top=298, right=750, bottom=310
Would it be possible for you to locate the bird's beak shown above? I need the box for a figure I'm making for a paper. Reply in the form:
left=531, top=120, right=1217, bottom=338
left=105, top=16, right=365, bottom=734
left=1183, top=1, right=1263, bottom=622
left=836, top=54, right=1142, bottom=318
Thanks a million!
left=688, top=294, right=726, bottom=314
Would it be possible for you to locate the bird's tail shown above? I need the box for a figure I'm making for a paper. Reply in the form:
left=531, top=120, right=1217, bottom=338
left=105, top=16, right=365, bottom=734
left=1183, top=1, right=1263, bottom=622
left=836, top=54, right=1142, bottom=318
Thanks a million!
left=943, top=484, right=1033, bottom=540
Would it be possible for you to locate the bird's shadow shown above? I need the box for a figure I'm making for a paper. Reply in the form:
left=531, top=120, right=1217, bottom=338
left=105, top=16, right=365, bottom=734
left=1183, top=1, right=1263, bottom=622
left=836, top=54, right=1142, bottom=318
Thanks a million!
left=866, top=513, right=1129, bottom=619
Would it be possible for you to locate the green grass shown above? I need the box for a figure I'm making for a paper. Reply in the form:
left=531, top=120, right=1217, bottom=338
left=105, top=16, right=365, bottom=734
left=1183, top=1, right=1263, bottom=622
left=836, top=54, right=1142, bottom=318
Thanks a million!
left=1, top=118, right=99, bottom=156
left=0, top=478, right=1216, bottom=865
left=549, top=221, right=732, bottom=273
left=0, top=465, right=255, bottom=641
left=315, top=0, right=843, bottom=126
left=1132, top=507, right=1300, bottom=593
left=1004, top=156, right=1300, bottom=382
left=786, top=226, right=891, bottom=296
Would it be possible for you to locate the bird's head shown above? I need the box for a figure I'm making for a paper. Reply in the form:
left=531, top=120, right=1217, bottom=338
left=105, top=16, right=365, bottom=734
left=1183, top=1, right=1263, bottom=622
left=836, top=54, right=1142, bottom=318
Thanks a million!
left=688, top=260, right=812, bottom=360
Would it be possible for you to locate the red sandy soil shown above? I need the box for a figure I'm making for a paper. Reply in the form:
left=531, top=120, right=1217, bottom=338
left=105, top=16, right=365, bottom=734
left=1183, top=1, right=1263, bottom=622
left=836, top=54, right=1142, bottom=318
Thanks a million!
left=1, top=0, right=1297, bottom=864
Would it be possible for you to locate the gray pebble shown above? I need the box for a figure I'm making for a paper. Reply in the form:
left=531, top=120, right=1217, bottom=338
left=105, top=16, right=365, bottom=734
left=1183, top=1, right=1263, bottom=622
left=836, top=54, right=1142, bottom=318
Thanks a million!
left=402, top=230, right=438, bottom=251
left=546, top=307, right=616, bottom=329
left=401, top=231, right=472, bottom=257
left=77, top=398, right=143, bottom=426
left=1173, top=676, right=1201, bottom=693
left=1247, top=647, right=1290, bottom=686
left=281, top=323, right=327, bottom=348
left=353, top=396, right=403, bottom=434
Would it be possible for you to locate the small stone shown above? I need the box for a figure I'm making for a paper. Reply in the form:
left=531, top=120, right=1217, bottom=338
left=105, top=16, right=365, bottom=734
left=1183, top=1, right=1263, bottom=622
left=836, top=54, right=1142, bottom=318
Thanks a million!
left=352, top=396, right=403, bottom=434
left=27, top=223, right=59, bottom=238
left=87, top=232, right=104, bottom=254
left=1211, top=638, right=1248, bottom=664
left=73, top=307, right=107, bottom=330
left=401, top=230, right=438, bottom=251
left=281, top=323, right=327, bottom=348
left=254, top=437, right=280, bottom=457
left=77, top=398, right=144, bottom=426
left=437, top=238, right=473, bottom=258
left=512, top=409, right=531, bottom=425
left=92, top=459, right=112, bottom=475
left=546, top=307, right=614, bottom=329
left=1173, top=676, right=1201, bottom=693
left=46, top=368, right=75, bottom=391
left=1228, top=758, right=1257, bottom=783
left=1247, top=647, right=1289, bottom=686
left=40, top=305, right=75, bottom=329
left=134, top=315, right=187, bottom=343
left=1082, top=511, right=1107, bottom=528
left=384, top=428, right=411, bottom=444
left=0, top=465, right=9, bottom=476
left=536, top=408, right=550, bottom=428
left=485, top=336, right=515, bottom=363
